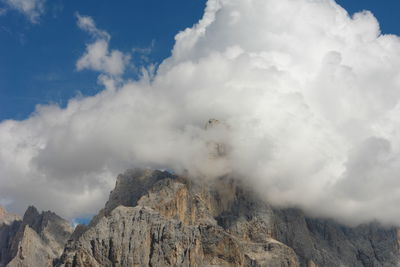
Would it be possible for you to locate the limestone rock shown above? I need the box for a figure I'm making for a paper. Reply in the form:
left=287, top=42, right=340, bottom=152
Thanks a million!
left=58, top=170, right=298, bottom=266
left=0, top=206, right=73, bottom=267
left=273, top=208, right=400, bottom=266
left=89, top=169, right=174, bottom=226
left=3, top=168, right=400, bottom=266
left=0, top=220, right=20, bottom=266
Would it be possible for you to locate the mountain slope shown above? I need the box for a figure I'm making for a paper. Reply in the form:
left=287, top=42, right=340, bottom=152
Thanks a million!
left=57, top=169, right=400, bottom=267
left=0, top=206, right=73, bottom=267
left=58, top=170, right=298, bottom=266
left=2, top=169, right=400, bottom=266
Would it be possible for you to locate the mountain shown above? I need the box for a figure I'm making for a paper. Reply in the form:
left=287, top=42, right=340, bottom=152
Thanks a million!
left=58, top=169, right=400, bottom=266
left=2, top=169, right=400, bottom=266
left=0, top=205, right=73, bottom=267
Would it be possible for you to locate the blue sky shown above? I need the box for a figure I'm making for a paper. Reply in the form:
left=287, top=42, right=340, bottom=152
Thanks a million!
left=0, top=0, right=206, bottom=120
left=0, top=1, right=399, bottom=121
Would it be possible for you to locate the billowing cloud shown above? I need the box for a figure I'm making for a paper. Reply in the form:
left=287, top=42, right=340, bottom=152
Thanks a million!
left=76, top=14, right=130, bottom=76
left=3, top=0, right=45, bottom=23
left=2, top=0, right=400, bottom=226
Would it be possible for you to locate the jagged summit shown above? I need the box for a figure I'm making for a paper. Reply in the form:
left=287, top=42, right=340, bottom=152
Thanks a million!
left=0, top=205, right=72, bottom=267
left=22, top=206, right=40, bottom=223
left=2, top=168, right=400, bottom=266
left=88, top=168, right=176, bottom=227
left=58, top=169, right=400, bottom=267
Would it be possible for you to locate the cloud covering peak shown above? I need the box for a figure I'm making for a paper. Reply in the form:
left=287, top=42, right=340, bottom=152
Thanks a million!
left=2, top=0, right=400, bottom=226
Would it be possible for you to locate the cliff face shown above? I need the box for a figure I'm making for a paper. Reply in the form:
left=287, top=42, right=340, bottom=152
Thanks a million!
left=0, top=207, right=20, bottom=267
left=274, top=209, right=400, bottom=267
left=2, top=169, right=400, bottom=266
left=58, top=170, right=298, bottom=266
left=0, top=206, right=73, bottom=267
left=57, top=169, right=400, bottom=267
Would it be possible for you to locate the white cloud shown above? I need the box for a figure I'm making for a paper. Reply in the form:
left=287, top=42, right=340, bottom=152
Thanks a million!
left=76, top=14, right=130, bottom=76
left=76, top=13, right=110, bottom=40
left=76, top=40, right=130, bottom=76
left=2, top=0, right=400, bottom=226
left=3, top=0, right=45, bottom=23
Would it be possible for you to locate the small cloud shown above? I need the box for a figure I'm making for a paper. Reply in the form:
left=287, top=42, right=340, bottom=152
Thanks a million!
left=132, top=39, right=156, bottom=64
left=77, top=40, right=131, bottom=76
left=132, top=39, right=155, bottom=56
left=3, top=0, right=46, bottom=23
left=76, top=13, right=110, bottom=40
left=76, top=14, right=130, bottom=76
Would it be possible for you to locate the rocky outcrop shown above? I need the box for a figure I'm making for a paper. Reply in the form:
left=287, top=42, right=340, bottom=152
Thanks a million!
left=0, top=206, right=73, bottom=267
left=2, top=169, right=400, bottom=266
left=0, top=207, right=21, bottom=267
left=58, top=170, right=298, bottom=266
left=274, top=209, right=400, bottom=266
left=57, top=169, right=400, bottom=267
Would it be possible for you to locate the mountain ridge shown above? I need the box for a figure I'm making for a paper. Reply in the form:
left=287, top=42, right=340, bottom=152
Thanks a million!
left=1, top=168, right=400, bottom=266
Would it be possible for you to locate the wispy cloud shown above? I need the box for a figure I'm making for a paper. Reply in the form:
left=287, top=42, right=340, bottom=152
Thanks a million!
left=0, top=7, right=7, bottom=16
left=3, top=0, right=46, bottom=23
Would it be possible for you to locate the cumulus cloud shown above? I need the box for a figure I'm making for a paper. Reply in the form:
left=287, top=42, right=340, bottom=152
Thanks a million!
left=2, top=0, right=400, bottom=226
left=76, top=14, right=130, bottom=76
left=3, top=0, right=45, bottom=23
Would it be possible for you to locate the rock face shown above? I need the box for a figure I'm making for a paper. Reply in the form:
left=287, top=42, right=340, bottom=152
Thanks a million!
left=3, top=169, right=400, bottom=266
left=0, top=206, right=73, bottom=267
left=274, top=209, right=400, bottom=267
left=56, top=169, right=400, bottom=267
left=58, top=170, right=298, bottom=267
left=0, top=207, right=21, bottom=267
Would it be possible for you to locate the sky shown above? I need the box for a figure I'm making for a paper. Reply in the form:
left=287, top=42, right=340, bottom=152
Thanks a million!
left=1, top=0, right=400, bottom=121
left=3, top=0, right=400, bottom=227
left=0, top=0, right=206, bottom=120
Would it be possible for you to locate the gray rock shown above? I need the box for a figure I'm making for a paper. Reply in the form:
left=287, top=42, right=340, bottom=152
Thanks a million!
left=0, top=207, right=20, bottom=267
left=3, top=168, right=400, bottom=267
left=58, top=170, right=298, bottom=266
left=0, top=206, right=73, bottom=267
left=273, top=209, right=400, bottom=267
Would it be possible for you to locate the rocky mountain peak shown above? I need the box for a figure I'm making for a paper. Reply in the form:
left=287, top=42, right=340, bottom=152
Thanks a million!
left=3, top=168, right=400, bottom=266
left=22, top=206, right=40, bottom=226
left=88, top=168, right=176, bottom=227
left=0, top=205, right=73, bottom=267
left=58, top=169, right=299, bottom=266
left=58, top=169, right=400, bottom=267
